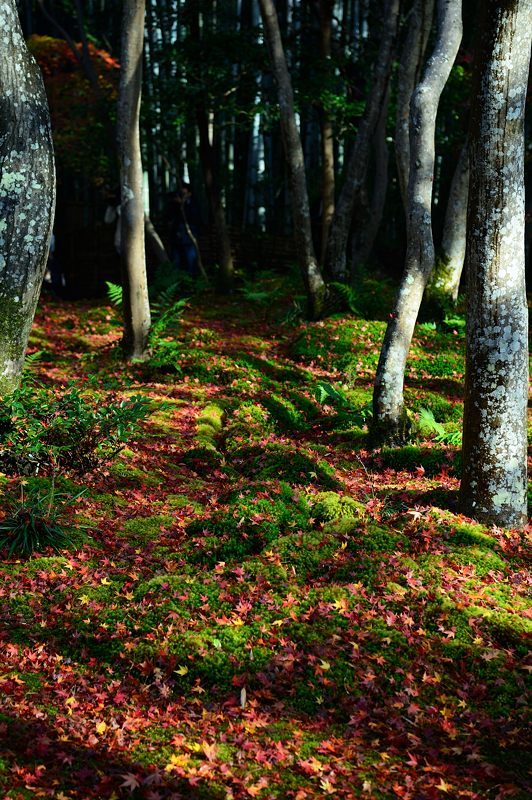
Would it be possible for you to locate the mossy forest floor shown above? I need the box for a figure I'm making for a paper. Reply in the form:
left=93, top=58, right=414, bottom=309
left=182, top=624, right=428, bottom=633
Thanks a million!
left=0, top=280, right=530, bottom=799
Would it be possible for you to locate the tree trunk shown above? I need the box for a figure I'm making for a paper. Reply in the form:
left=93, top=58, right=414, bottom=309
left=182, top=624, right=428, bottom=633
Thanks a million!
left=318, top=0, right=336, bottom=267
left=0, top=0, right=55, bottom=395
left=428, top=142, right=469, bottom=302
left=395, top=0, right=435, bottom=214
left=197, top=107, right=235, bottom=292
left=118, top=0, right=151, bottom=360
left=325, top=0, right=400, bottom=281
left=144, top=215, right=170, bottom=266
left=259, top=0, right=327, bottom=319
left=459, top=0, right=531, bottom=528
left=372, top=0, right=462, bottom=444
left=351, top=82, right=391, bottom=272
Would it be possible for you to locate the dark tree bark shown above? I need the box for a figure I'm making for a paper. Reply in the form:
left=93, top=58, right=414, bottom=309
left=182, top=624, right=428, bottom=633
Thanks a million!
left=351, top=82, right=391, bottom=272
left=318, top=0, right=336, bottom=267
left=372, top=0, right=462, bottom=444
left=197, top=107, right=235, bottom=292
left=118, top=0, right=151, bottom=360
left=460, top=0, right=531, bottom=528
left=0, top=0, right=55, bottom=394
left=259, top=0, right=327, bottom=319
left=325, top=0, right=400, bottom=281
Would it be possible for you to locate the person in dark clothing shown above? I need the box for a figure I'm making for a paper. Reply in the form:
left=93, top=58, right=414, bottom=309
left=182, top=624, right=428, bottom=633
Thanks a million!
left=168, top=184, right=201, bottom=277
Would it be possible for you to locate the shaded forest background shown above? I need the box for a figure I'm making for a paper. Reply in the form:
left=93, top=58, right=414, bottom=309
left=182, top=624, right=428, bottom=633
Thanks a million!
left=19, top=0, right=530, bottom=298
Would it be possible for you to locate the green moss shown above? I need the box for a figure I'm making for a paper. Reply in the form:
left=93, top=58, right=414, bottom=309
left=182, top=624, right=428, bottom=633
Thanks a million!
left=273, top=530, right=344, bottom=580
left=376, top=445, right=457, bottom=476
left=135, top=574, right=227, bottom=613
left=121, top=514, right=177, bottom=543
left=24, top=555, right=70, bottom=575
left=450, top=524, right=498, bottom=550
left=108, top=461, right=160, bottom=487
left=235, top=444, right=340, bottom=488
left=260, top=394, right=307, bottom=432
left=166, top=494, right=203, bottom=513
left=448, top=546, right=506, bottom=577
left=312, top=491, right=366, bottom=522
left=225, top=402, right=273, bottom=448
left=185, top=488, right=311, bottom=566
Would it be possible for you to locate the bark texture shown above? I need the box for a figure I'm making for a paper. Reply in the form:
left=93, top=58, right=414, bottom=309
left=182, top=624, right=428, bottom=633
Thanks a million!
left=0, top=0, right=55, bottom=395
left=351, top=84, right=391, bottom=272
left=395, top=0, right=435, bottom=213
left=259, top=0, right=327, bottom=319
left=429, top=142, right=469, bottom=302
left=197, top=107, right=235, bottom=291
left=118, top=0, right=151, bottom=360
left=318, top=0, right=336, bottom=267
left=372, top=0, right=462, bottom=444
left=459, top=0, right=531, bottom=528
left=325, top=0, right=400, bottom=281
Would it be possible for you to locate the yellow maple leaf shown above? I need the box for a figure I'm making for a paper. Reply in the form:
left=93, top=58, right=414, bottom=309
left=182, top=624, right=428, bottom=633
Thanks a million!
left=96, top=721, right=107, bottom=735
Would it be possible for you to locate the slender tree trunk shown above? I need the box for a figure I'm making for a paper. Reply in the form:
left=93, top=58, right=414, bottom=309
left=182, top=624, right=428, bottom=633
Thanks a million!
left=197, top=107, right=235, bottom=291
left=118, top=0, right=151, bottom=360
left=395, top=0, right=435, bottom=214
left=259, top=0, right=327, bottom=319
left=0, top=0, right=55, bottom=395
left=428, top=141, right=469, bottom=302
left=325, top=0, right=400, bottom=281
left=459, top=0, right=531, bottom=528
left=351, top=82, right=391, bottom=272
left=372, top=0, right=462, bottom=444
left=144, top=215, right=170, bottom=265
left=318, top=0, right=336, bottom=267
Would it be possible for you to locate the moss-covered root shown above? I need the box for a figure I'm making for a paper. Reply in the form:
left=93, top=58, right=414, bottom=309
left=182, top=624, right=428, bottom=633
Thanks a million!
left=196, top=403, right=224, bottom=451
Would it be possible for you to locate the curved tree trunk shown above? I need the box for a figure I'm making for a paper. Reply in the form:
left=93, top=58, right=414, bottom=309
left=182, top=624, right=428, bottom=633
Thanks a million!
left=144, top=215, right=170, bottom=266
left=459, top=0, right=531, bottom=528
left=118, top=0, right=151, bottom=360
left=259, top=0, right=327, bottom=320
left=0, top=0, right=55, bottom=395
left=325, top=0, right=400, bottom=281
left=372, top=0, right=462, bottom=444
left=395, top=0, right=435, bottom=214
left=428, top=141, right=469, bottom=302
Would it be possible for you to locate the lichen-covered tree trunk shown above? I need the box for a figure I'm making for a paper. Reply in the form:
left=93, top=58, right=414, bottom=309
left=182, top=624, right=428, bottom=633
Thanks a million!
left=428, top=142, right=469, bottom=302
left=395, top=0, right=435, bottom=213
left=372, top=0, right=462, bottom=444
left=459, top=0, right=531, bottom=528
left=324, top=0, right=400, bottom=281
left=0, top=0, right=55, bottom=395
left=118, top=0, right=151, bottom=360
left=259, top=0, right=327, bottom=320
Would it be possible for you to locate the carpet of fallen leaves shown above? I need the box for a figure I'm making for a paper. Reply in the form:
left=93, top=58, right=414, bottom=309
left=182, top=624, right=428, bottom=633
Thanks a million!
left=0, top=287, right=530, bottom=800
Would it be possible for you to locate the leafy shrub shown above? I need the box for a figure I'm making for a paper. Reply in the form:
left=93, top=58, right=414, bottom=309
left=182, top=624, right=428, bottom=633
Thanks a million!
left=0, top=383, right=153, bottom=476
left=0, top=486, right=82, bottom=557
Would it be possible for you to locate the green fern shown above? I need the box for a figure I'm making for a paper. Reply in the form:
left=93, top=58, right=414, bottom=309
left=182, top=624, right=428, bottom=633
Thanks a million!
left=105, top=281, right=123, bottom=307
left=330, top=282, right=360, bottom=315
left=418, top=407, right=461, bottom=446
